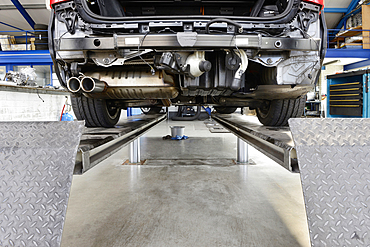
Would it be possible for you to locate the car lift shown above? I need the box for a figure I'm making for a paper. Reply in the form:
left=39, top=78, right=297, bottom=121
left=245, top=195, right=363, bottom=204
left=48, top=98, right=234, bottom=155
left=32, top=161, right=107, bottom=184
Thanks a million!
left=75, top=114, right=166, bottom=174
left=213, top=114, right=297, bottom=171
left=0, top=116, right=369, bottom=246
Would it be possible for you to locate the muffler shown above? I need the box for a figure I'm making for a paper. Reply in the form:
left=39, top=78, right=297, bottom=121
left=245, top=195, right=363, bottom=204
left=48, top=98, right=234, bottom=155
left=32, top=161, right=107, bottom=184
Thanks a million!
left=67, top=77, right=82, bottom=93
left=80, top=77, right=107, bottom=93
left=80, top=70, right=179, bottom=99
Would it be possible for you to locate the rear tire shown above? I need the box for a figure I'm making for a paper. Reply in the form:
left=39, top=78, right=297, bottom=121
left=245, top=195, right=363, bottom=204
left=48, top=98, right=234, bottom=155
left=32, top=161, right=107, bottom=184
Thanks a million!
left=71, top=95, right=121, bottom=127
left=214, top=106, right=238, bottom=114
left=256, top=97, right=306, bottom=126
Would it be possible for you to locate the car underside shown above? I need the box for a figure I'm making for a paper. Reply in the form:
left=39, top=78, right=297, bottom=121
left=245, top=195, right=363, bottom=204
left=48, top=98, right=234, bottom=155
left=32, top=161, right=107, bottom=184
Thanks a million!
left=49, top=0, right=326, bottom=127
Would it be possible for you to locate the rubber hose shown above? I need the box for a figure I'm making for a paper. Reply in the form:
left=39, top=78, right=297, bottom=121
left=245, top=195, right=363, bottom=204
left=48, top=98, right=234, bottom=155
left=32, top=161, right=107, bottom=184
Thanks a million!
left=175, top=106, right=183, bottom=117
left=205, top=18, right=243, bottom=33
left=172, top=106, right=202, bottom=121
left=250, top=0, right=266, bottom=17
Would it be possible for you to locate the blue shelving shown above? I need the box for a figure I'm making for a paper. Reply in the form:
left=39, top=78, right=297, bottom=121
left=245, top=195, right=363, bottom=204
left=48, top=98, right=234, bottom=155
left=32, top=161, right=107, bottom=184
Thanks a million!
left=0, top=50, right=52, bottom=65
left=0, top=50, right=53, bottom=86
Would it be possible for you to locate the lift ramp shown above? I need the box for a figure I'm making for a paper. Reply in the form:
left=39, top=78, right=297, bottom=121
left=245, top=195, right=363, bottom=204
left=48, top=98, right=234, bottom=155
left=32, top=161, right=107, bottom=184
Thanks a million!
left=75, top=114, right=166, bottom=174
left=0, top=121, right=84, bottom=247
left=213, top=114, right=298, bottom=171
left=289, top=118, right=370, bottom=246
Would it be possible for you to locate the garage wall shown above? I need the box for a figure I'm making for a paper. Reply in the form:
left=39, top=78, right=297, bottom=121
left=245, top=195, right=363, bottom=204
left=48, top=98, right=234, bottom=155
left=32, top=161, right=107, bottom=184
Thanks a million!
left=0, top=86, right=75, bottom=121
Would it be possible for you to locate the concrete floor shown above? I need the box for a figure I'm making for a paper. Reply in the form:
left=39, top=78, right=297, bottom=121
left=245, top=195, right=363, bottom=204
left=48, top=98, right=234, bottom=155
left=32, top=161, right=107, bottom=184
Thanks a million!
left=61, top=118, right=310, bottom=247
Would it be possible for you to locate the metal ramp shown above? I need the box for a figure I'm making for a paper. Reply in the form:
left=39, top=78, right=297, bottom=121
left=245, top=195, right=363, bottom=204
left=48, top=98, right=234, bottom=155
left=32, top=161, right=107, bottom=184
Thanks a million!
left=213, top=114, right=297, bottom=171
left=75, top=114, right=166, bottom=174
left=0, top=114, right=165, bottom=246
left=0, top=121, right=84, bottom=247
left=289, top=118, right=370, bottom=246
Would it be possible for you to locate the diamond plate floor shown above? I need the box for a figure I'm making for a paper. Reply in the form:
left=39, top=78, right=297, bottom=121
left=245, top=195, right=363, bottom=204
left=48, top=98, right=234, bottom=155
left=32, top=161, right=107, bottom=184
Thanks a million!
left=289, top=118, right=370, bottom=246
left=0, top=122, right=84, bottom=247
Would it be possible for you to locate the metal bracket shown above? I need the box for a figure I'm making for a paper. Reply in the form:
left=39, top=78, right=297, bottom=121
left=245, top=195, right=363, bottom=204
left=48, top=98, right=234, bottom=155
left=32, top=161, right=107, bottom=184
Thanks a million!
left=56, top=3, right=78, bottom=34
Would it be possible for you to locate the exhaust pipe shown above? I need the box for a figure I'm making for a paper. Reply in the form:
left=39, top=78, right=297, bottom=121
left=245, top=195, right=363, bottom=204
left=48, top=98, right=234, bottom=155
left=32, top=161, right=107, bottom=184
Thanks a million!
left=80, top=77, right=107, bottom=93
left=67, top=77, right=81, bottom=93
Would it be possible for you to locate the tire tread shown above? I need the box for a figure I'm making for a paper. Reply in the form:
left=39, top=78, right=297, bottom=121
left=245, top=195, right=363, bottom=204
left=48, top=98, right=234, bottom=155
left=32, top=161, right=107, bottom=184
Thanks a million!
left=257, top=97, right=306, bottom=126
left=70, top=95, right=120, bottom=127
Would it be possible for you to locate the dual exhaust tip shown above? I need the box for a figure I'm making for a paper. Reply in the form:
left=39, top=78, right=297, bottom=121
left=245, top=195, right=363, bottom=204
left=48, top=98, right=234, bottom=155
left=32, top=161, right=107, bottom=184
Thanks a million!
left=67, top=76, right=106, bottom=93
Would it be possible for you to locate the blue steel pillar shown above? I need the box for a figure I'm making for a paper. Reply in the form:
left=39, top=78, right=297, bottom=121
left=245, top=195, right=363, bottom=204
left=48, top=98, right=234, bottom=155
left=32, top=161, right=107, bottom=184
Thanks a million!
left=10, top=0, right=35, bottom=29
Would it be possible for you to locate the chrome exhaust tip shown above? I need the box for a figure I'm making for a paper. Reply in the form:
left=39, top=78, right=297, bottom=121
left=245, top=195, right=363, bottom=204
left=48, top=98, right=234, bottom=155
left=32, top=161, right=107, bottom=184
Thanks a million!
left=80, top=77, right=106, bottom=93
left=67, top=77, right=81, bottom=93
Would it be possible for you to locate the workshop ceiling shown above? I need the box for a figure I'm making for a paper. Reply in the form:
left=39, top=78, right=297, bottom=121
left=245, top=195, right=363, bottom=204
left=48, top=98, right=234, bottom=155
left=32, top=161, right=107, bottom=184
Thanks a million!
left=324, top=0, right=354, bottom=29
left=0, top=0, right=50, bottom=32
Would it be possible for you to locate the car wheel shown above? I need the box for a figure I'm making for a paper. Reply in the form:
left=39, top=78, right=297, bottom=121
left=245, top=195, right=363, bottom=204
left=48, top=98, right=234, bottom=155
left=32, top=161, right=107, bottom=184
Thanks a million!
left=71, top=95, right=121, bottom=127
left=214, top=106, right=238, bottom=114
left=140, top=107, right=162, bottom=114
left=256, top=97, right=306, bottom=126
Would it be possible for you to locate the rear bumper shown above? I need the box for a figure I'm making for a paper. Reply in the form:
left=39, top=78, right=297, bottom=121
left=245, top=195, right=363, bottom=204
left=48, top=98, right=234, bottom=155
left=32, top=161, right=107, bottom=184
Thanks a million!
left=58, top=33, right=320, bottom=51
